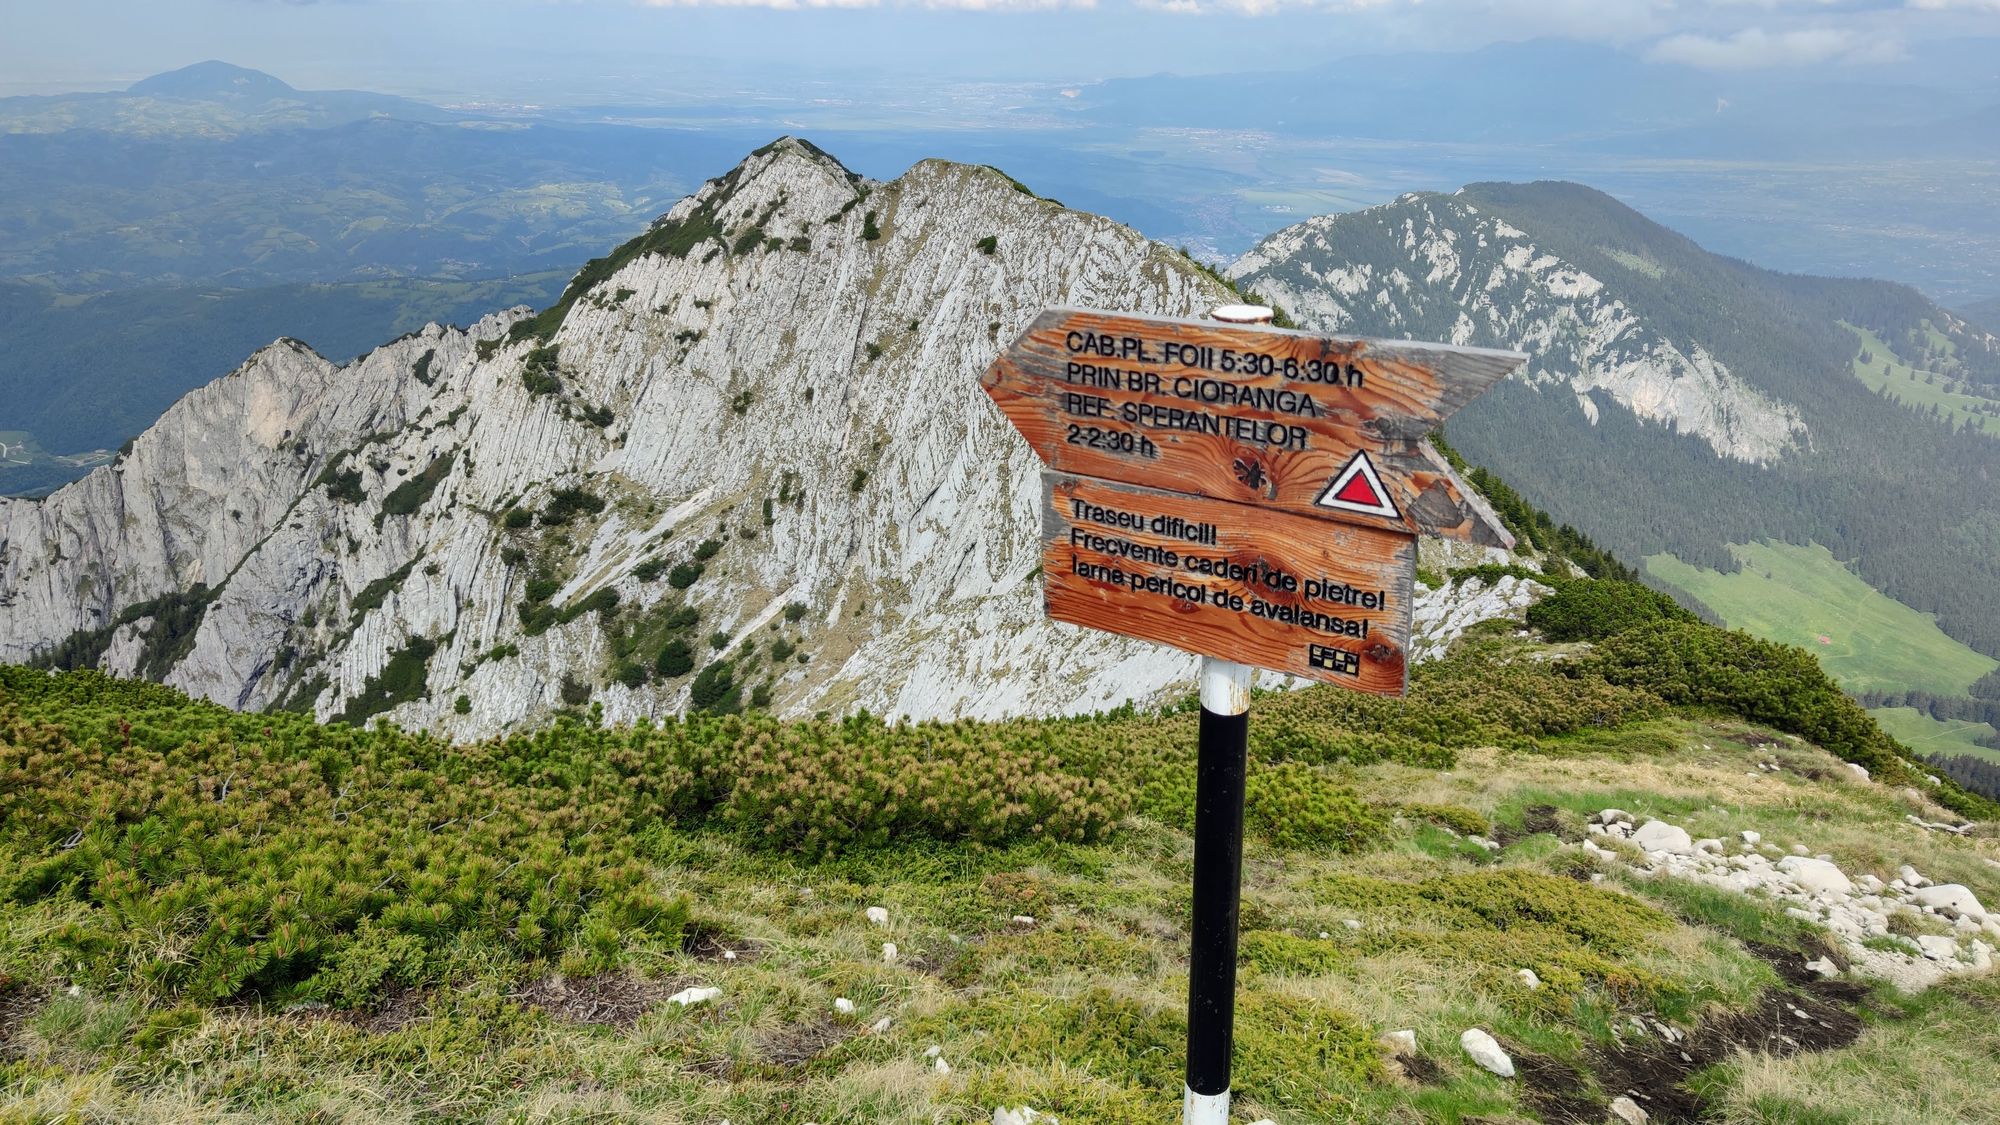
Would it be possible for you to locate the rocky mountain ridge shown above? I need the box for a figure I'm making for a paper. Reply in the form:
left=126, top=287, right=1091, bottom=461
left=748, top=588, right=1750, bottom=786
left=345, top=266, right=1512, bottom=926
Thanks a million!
left=1229, top=191, right=1804, bottom=464
left=0, top=139, right=1537, bottom=736
left=1230, top=181, right=2000, bottom=664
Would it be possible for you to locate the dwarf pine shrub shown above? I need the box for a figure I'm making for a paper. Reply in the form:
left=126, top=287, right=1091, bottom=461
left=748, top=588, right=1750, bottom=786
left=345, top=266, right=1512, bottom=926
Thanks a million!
left=0, top=669, right=689, bottom=1004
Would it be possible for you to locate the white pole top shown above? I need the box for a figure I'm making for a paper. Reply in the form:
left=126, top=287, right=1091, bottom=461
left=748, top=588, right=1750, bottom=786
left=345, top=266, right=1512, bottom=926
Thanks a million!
left=1209, top=304, right=1275, bottom=325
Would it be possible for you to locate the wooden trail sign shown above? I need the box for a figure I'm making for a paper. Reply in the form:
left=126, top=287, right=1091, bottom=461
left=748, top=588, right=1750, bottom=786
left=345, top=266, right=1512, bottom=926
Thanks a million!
left=984, top=305, right=1527, bottom=696
left=982, top=307, right=1525, bottom=545
left=1043, top=472, right=1414, bottom=692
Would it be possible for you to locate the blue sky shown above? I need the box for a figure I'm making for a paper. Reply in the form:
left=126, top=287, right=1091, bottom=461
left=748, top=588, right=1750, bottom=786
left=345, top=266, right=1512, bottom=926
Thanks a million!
left=5, top=0, right=1998, bottom=97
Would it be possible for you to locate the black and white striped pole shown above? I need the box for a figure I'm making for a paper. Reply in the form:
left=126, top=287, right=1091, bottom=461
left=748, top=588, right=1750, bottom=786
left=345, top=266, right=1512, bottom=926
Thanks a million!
left=1182, top=303, right=1271, bottom=1125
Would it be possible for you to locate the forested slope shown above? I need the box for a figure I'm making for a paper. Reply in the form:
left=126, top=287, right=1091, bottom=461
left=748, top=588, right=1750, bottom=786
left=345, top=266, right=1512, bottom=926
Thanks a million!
left=1231, top=182, right=2000, bottom=662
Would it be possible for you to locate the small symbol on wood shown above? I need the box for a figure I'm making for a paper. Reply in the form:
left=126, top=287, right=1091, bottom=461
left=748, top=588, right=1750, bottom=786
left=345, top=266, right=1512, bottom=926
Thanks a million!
left=1314, top=451, right=1400, bottom=520
left=1308, top=644, right=1360, bottom=677
left=1231, top=456, right=1268, bottom=495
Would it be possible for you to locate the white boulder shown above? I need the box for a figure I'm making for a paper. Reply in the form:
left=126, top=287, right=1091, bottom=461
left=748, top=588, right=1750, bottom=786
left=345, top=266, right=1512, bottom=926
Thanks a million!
left=1845, top=763, right=1869, bottom=782
left=1609, top=1095, right=1650, bottom=1124
left=1739, top=830, right=1761, bottom=845
left=1630, top=819, right=1695, bottom=855
left=834, top=997, right=857, bottom=1014
left=866, top=906, right=891, bottom=926
left=1381, top=1029, right=1418, bottom=1055
left=1913, top=884, right=1986, bottom=922
left=1917, top=935, right=1960, bottom=962
left=1516, top=968, right=1542, bottom=990
left=1777, top=856, right=1854, bottom=896
left=669, top=986, right=721, bottom=1007
left=1460, top=1028, right=1514, bottom=1078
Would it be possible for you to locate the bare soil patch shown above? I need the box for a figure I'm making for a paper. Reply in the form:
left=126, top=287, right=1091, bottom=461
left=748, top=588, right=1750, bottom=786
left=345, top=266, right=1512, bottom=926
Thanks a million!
left=682, top=923, right=760, bottom=963
left=510, top=972, right=682, bottom=1031
left=755, top=1015, right=853, bottom=1070
left=1515, top=944, right=1868, bottom=1124
left=0, top=978, right=39, bottom=1060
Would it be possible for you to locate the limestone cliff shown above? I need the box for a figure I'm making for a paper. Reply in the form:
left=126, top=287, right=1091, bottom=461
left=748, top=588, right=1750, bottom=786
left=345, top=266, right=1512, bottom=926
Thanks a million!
left=0, top=141, right=1541, bottom=735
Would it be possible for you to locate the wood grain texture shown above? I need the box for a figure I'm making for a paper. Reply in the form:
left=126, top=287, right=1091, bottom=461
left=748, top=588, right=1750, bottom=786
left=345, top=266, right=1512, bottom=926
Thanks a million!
left=984, top=307, right=1524, bottom=546
left=1042, top=471, right=1414, bottom=694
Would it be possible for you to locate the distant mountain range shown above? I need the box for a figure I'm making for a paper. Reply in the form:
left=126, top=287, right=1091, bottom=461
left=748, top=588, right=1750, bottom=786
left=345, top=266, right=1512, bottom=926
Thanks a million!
left=1231, top=182, right=2000, bottom=665
left=5, top=140, right=1992, bottom=744
left=0, top=60, right=451, bottom=135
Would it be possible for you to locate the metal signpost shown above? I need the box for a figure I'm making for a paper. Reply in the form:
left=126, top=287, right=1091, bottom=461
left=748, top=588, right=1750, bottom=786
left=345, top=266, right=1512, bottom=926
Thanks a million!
left=981, top=303, right=1524, bottom=1124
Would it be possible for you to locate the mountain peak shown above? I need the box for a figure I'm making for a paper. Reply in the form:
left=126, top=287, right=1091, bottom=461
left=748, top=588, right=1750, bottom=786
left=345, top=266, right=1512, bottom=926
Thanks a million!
left=128, top=61, right=296, bottom=100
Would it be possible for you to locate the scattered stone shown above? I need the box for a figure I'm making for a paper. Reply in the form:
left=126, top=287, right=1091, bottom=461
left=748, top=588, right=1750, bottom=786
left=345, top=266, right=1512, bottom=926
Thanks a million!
left=834, top=997, right=856, bottom=1014
left=1803, top=957, right=1839, bottom=978
left=1599, top=809, right=1631, bottom=825
left=992, top=1108, right=1050, bottom=1125
left=1917, top=935, right=1959, bottom=962
left=1845, top=763, right=1869, bottom=782
left=1695, top=838, right=1724, bottom=855
left=1381, top=1029, right=1418, bottom=1055
left=1609, top=1095, right=1650, bottom=1124
left=1739, top=830, right=1761, bottom=845
left=1792, top=844, right=1810, bottom=856
left=1343, top=919, right=1363, bottom=930
left=924, top=1045, right=943, bottom=1059
left=1011, top=915, right=1037, bottom=926
left=1913, top=885, right=1986, bottom=922
left=866, top=906, right=890, bottom=926
left=934, top=1056, right=952, bottom=1075
left=883, top=942, right=899, bottom=963
left=871, top=1017, right=892, bottom=1034
left=1777, top=856, right=1854, bottom=896
left=1516, top=968, right=1542, bottom=990
left=1630, top=819, right=1694, bottom=855
left=1460, top=1028, right=1514, bottom=1078
left=1318, top=931, right=1332, bottom=939
left=722, top=950, right=738, bottom=961
left=669, top=986, right=720, bottom=1007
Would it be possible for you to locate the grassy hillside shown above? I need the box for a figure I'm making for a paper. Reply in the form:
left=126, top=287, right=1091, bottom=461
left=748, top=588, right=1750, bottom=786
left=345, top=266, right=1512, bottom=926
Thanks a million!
left=1872, top=707, right=2000, bottom=766
left=1845, top=323, right=2000, bottom=437
left=1359, top=182, right=2000, bottom=663
left=4, top=590, right=1997, bottom=1123
left=1644, top=541, right=1998, bottom=698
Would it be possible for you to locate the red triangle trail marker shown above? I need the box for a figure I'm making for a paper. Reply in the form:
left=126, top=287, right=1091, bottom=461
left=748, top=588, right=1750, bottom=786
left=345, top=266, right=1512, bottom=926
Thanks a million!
left=1314, top=451, right=1400, bottom=520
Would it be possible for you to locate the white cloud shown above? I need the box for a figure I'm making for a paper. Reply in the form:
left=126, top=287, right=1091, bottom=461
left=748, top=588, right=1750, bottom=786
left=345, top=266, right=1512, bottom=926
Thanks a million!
left=1646, top=26, right=1902, bottom=68
left=1906, top=0, right=2000, bottom=10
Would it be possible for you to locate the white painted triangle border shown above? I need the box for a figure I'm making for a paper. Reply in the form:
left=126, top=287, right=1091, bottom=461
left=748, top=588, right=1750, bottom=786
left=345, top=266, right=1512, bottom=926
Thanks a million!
left=1313, top=450, right=1402, bottom=520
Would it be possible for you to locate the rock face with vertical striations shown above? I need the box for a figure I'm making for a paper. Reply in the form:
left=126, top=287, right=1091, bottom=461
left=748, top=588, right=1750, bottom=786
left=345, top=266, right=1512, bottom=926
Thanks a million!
left=0, top=140, right=1549, bottom=735
left=1228, top=190, right=1804, bottom=465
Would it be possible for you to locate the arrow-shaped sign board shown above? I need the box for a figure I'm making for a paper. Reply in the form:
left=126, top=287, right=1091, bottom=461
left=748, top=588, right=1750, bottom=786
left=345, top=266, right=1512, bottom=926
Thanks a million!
left=981, top=307, right=1526, bottom=545
left=985, top=306, right=1528, bottom=695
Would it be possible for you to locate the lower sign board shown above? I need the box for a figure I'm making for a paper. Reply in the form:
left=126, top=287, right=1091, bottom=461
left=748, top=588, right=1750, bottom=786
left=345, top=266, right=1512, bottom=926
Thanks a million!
left=1042, top=470, right=1414, bottom=693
